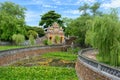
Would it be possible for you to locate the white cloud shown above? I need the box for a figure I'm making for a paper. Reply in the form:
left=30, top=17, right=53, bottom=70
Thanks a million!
left=52, top=0, right=61, bottom=4
left=76, top=0, right=95, bottom=4
left=102, top=0, right=120, bottom=8
left=32, top=0, right=42, bottom=4
left=31, top=0, right=95, bottom=6
left=63, top=10, right=80, bottom=15
left=42, top=4, right=57, bottom=8
left=62, top=14, right=79, bottom=19
left=42, top=4, right=52, bottom=8
left=25, top=11, right=41, bottom=26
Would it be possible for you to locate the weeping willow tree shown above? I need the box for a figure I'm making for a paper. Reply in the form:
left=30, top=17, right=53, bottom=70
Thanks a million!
left=85, top=9, right=120, bottom=66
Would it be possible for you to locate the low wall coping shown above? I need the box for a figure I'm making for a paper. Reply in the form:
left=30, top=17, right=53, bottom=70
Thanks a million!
left=0, top=45, right=69, bottom=58
left=78, top=48, right=120, bottom=80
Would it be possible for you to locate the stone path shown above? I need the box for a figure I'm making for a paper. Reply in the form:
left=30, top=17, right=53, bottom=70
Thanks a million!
left=83, top=50, right=98, bottom=60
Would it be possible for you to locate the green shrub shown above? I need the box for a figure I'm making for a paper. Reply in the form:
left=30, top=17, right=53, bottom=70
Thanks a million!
left=12, top=34, right=25, bottom=45
left=43, top=39, right=52, bottom=45
left=27, top=30, right=38, bottom=39
left=67, top=47, right=80, bottom=54
left=43, top=40, right=48, bottom=45
left=47, top=40, right=52, bottom=45
left=29, top=35, right=35, bottom=45
left=55, top=35, right=60, bottom=44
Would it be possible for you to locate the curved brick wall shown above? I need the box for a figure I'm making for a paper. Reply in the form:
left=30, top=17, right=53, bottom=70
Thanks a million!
left=76, top=60, right=111, bottom=80
left=75, top=49, right=120, bottom=80
left=0, top=45, right=68, bottom=66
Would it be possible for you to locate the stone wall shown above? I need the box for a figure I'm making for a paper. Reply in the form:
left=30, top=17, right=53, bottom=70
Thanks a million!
left=75, top=60, right=111, bottom=80
left=0, top=45, right=68, bottom=66
left=0, top=41, right=12, bottom=45
left=75, top=48, right=120, bottom=80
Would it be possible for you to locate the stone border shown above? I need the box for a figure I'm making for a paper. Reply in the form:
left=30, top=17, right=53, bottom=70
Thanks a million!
left=75, top=48, right=120, bottom=80
left=0, top=45, right=69, bottom=66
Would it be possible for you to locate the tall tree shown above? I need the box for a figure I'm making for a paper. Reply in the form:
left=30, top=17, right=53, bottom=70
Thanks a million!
left=39, top=10, right=64, bottom=28
left=0, top=1, right=26, bottom=41
left=25, top=26, right=45, bottom=38
left=62, top=17, right=73, bottom=35
left=78, top=3, right=89, bottom=16
left=65, top=15, right=91, bottom=47
left=90, top=2, right=102, bottom=16
left=85, top=9, right=120, bottom=66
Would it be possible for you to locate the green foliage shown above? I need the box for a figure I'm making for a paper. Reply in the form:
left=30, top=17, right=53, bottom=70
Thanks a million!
left=43, top=40, right=48, bottom=45
left=26, top=26, right=45, bottom=37
left=65, top=16, right=91, bottom=47
left=29, top=35, right=35, bottom=45
left=43, top=39, right=52, bottom=45
left=42, top=52, right=77, bottom=61
left=79, top=2, right=102, bottom=16
left=85, top=9, right=120, bottom=66
left=39, top=10, right=64, bottom=28
left=0, top=51, right=78, bottom=80
left=0, top=46, right=25, bottom=51
left=47, top=40, right=52, bottom=45
left=0, top=66, right=78, bottom=80
left=79, top=3, right=89, bottom=16
left=67, top=47, right=80, bottom=54
left=65, top=2, right=102, bottom=47
left=12, top=34, right=25, bottom=45
left=55, top=36, right=60, bottom=44
left=0, top=1, right=26, bottom=41
left=27, top=30, right=38, bottom=39
left=62, top=17, right=73, bottom=27
left=90, top=2, right=102, bottom=16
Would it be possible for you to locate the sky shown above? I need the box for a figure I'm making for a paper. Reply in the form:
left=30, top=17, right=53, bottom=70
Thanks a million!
left=0, top=0, right=120, bottom=26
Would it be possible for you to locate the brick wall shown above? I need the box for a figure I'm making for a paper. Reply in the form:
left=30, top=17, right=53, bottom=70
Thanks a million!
left=75, top=60, right=111, bottom=80
left=0, top=45, right=67, bottom=66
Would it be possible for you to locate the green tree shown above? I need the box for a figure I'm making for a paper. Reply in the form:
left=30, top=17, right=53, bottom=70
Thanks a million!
left=65, top=2, right=102, bottom=47
left=12, top=34, right=25, bottom=45
left=85, top=9, right=120, bottom=66
left=39, top=10, right=64, bottom=28
left=78, top=3, right=89, bottom=16
left=62, top=17, right=73, bottom=35
left=0, top=1, right=26, bottom=41
left=90, top=2, right=102, bottom=16
left=62, top=17, right=73, bottom=27
left=26, top=26, right=45, bottom=37
left=27, top=30, right=38, bottom=39
left=65, top=16, right=91, bottom=47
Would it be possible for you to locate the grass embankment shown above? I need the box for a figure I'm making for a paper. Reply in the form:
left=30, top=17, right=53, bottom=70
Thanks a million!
left=0, top=51, right=78, bottom=80
left=0, top=66, right=77, bottom=80
left=0, top=46, right=25, bottom=51
left=42, top=52, right=77, bottom=61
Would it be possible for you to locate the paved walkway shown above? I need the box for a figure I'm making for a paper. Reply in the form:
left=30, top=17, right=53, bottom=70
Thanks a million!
left=83, top=50, right=98, bottom=60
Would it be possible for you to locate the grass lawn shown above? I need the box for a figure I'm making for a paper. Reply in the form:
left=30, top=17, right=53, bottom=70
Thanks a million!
left=0, top=66, right=78, bottom=80
left=0, top=46, right=25, bottom=51
left=0, top=51, right=78, bottom=80
left=41, top=52, right=77, bottom=61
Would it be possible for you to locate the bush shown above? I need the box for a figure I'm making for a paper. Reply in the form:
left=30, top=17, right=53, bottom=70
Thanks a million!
left=43, top=40, right=48, bottom=45
left=55, top=36, right=60, bottom=44
left=27, top=30, right=38, bottom=39
left=67, top=47, right=80, bottom=54
left=12, top=34, right=25, bottom=45
left=43, top=39, right=52, bottom=45
left=29, top=35, right=35, bottom=45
